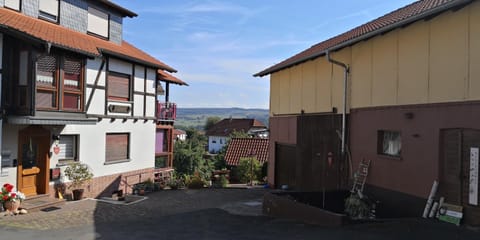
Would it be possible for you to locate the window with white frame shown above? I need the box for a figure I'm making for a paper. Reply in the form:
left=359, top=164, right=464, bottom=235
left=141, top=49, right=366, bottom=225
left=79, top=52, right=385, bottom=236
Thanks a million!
left=87, top=6, right=109, bottom=38
left=4, top=0, right=21, bottom=11
left=378, top=130, right=402, bottom=157
left=58, top=135, right=78, bottom=161
left=39, top=0, right=59, bottom=22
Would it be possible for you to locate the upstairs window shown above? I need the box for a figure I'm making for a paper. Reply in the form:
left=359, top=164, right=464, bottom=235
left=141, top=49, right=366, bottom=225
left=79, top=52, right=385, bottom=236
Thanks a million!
left=107, top=72, right=131, bottom=101
left=36, top=54, right=84, bottom=111
left=378, top=130, right=402, bottom=157
left=87, top=7, right=109, bottom=38
left=4, top=0, right=21, bottom=11
left=39, top=0, right=59, bottom=22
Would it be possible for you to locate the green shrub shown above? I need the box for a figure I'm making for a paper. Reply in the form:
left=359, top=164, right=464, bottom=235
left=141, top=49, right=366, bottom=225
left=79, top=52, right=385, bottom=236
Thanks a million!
left=186, top=173, right=205, bottom=189
left=236, top=157, right=262, bottom=184
left=219, top=175, right=229, bottom=188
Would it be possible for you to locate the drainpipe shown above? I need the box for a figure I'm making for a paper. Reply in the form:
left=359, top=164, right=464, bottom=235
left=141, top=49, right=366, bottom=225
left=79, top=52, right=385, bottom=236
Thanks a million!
left=326, top=50, right=349, bottom=156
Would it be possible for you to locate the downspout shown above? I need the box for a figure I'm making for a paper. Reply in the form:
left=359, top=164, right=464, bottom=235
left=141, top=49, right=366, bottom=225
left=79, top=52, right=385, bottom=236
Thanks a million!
left=326, top=50, right=349, bottom=156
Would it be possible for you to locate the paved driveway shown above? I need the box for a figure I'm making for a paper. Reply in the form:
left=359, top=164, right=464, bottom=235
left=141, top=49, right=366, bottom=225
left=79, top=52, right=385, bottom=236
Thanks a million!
left=0, top=188, right=478, bottom=240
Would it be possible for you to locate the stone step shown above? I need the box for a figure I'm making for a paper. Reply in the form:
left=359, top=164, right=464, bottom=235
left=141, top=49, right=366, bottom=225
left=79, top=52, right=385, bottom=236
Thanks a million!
left=21, top=194, right=66, bottom=213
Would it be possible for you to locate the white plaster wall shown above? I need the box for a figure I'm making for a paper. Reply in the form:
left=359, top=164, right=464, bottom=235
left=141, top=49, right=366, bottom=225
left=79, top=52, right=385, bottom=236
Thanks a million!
left=133, top=94, right=144, bottom=117
left=58, top=119, right=155, bottom=178
left=134, top=65, right=145, bottom=92
left=145, top=95, right=155, bottom=118
left=208, top=136, right=227, bottom=153
left=86, top=58, right=106, bottom=115
left=146, top=68, right=156, bottom=94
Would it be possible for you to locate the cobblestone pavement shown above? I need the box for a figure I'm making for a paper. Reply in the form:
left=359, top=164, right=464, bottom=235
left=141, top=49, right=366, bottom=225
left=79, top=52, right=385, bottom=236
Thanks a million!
left=0, top=188, right=479, bottom=240
left=0, top=188, right=265, bottom=231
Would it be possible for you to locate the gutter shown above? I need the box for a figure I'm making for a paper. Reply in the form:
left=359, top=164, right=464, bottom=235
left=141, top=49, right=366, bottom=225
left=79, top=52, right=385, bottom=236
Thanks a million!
left=326, top=50, right=349, bottom=156
left=254, top=0, right=473, bottom=77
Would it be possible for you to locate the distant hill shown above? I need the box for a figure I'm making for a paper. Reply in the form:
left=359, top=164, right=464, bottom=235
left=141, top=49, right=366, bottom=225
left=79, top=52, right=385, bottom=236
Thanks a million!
left=175, top=108, right=269, bottom=130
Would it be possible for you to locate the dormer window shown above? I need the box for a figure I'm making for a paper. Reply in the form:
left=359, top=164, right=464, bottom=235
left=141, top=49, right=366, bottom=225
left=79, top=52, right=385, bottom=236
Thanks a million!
left=87, top=7, right=109, bottom=39
left=4, top=0, right=21, bottom=11
left=39, top=0, right=59, bottom=22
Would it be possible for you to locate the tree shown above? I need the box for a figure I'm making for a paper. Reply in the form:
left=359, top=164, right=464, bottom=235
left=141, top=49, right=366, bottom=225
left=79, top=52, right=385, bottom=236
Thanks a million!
left=236, top=157, right=262, bottom=184
left=204, top=116, right=221, bottom=131
left=173, top=128, right=212, bottom=181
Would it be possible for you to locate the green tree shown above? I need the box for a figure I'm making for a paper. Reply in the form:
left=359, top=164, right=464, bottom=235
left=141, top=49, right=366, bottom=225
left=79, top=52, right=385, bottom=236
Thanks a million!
left=236, top=157, right=262, bottom=184
left=173, top=128, right=212, bottom=181
left=204, top=116, right=221, bottom=131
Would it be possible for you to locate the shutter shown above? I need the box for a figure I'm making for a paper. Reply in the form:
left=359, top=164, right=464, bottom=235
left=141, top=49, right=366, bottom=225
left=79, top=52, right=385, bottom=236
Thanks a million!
left=39, top=0, right=59, bottom=17
left=88, top=7, right=109, bottom=37
left=106, top=134, right=129, bottom=162
left=58, top=135, right=75, bottom=159
left=64, top=57, right=81, bottom=89
left=37, top=55, right=57, bottom=87
left=108, top=72, right=130, bottom=101
left=4, top=0, right=20, bottom=10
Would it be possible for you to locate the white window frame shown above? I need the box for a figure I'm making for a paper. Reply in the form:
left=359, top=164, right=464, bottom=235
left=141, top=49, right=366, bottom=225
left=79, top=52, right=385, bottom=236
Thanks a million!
left=4, top=0, right=21, bottom=11
left=39, top=0, right=59, bottom=22
left=58, top=135, right=78, bottom=162
left=87, top=6, right=109, bottom=38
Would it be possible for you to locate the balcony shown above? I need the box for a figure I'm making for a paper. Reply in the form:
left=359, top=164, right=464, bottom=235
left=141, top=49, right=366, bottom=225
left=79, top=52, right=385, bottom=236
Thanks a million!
left=157, top=102, right=177, bottom=121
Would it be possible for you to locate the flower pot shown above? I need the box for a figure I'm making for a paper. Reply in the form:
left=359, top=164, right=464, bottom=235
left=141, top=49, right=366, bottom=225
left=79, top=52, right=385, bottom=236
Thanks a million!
left=3, top=201, right=21, bottom=213
left=72, top=189, right=84, bottom=201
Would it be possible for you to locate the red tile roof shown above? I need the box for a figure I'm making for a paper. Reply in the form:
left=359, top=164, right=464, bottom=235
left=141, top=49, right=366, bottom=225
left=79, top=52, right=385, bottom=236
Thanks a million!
left=224, top=138, right=269, bottom=166
left=254, top=0, right=471, bottom=77
left=205, top=118, right=267, bottom=137
left=157, top=70, right=188, bottom=86
left=0, top=8, right=176, bottom=72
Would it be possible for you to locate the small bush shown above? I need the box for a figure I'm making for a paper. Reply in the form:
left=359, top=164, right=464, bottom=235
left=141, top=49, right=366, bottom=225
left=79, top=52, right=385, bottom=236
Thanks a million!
left=186, top=173, right=205, bottom=189
left=237, top=157, right=262, bottom=184
left=219, top=175, right=229, bottom=188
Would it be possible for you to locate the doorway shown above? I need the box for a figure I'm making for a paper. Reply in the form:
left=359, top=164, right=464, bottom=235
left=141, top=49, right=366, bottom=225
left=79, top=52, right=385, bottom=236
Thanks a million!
left=440, top=129, right=480, bottom=225
left=17, top=126, right=50, bottom=196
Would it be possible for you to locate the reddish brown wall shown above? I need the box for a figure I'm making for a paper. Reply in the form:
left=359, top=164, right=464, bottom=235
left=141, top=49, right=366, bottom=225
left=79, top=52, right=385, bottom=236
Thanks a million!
left=350, top=101, right=480, bottom=198
left=268, top=116, right=297, bottom=187
left=49, top=168, right=154, bottom=199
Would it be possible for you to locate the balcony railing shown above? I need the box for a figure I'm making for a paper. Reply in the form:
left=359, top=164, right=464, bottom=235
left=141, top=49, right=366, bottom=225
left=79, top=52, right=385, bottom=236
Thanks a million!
left=157, top=102, right=177, bottom=121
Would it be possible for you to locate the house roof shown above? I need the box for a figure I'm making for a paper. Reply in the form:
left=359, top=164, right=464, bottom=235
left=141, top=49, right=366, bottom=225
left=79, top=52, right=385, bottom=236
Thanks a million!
left=254, top=0, right=472, bottom=77
left=205, top=118, right=267, bottom=137
left=157, top=70, right=189, bottom=86
left=224, top=138, right=269, bottom=166
left=95, top=0, right=138, bottom=18
left=173, top=129, right=186, bottom=135
left=0, top=8, right=176, bottom=72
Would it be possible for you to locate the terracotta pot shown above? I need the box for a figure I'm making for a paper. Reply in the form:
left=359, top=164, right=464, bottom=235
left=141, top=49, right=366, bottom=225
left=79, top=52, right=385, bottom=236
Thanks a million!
left=3, top=201, right=21, bottom=213
left=72, top=189, right=84, bottom=201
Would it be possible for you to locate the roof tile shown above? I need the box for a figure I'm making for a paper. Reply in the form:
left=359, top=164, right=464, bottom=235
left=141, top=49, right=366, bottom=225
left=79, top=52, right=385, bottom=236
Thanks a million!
left=0, top=8, right=175, bottom=71
left=224, top=138, right=269, bottom=166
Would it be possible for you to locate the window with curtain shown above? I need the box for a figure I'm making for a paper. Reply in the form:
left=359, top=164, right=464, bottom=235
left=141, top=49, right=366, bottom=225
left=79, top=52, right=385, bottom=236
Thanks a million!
left=105, top=133, right=129, bottom=162
left=36, top=53, right=84, bottom=111
left=107, top=72, right=131, bottom=101
left=378, top=130, right=402, bottom=157
left=39, top=0, right=59, bottom=22
left=36, top=55, right=58, bottom=109
left=58, top=135, right=78, bottom=162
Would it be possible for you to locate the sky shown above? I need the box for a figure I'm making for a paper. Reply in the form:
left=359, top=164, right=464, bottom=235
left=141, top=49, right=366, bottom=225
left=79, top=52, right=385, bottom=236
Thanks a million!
left=112, top=0, right=417, bottom=109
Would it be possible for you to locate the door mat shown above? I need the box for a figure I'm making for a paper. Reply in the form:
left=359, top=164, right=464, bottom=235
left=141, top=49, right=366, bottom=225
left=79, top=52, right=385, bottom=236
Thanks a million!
left=41, top=206, right=62, bottom=212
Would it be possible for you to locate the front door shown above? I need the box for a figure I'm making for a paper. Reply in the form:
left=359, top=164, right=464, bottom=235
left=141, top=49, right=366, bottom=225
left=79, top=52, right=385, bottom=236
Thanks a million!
left=440, top=129, right=480, bottom=225
left=17, top=126, right=50, bottom=196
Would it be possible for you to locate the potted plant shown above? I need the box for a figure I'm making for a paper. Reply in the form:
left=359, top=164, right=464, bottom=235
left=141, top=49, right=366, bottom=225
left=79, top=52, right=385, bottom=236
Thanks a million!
left=64, top=162, right=93, bottom=201
left=0, top=183, right=26, bottom=215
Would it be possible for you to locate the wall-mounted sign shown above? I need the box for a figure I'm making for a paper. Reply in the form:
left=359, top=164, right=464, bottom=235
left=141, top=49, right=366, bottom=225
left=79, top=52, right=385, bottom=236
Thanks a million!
left=53, top=146, right=60, bottom=155
left=469, top=147, right=479, bottom=206
left=50, top=168, right=60, bottom=181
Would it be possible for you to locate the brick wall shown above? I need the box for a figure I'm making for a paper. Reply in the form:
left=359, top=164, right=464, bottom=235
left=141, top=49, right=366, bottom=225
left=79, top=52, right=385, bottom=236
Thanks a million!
left=49, top=168, right=154, bottom=199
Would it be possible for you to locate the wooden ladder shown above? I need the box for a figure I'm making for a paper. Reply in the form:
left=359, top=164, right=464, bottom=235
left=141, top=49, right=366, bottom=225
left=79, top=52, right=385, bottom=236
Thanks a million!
left=351, top=159, right=371, bottom=194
